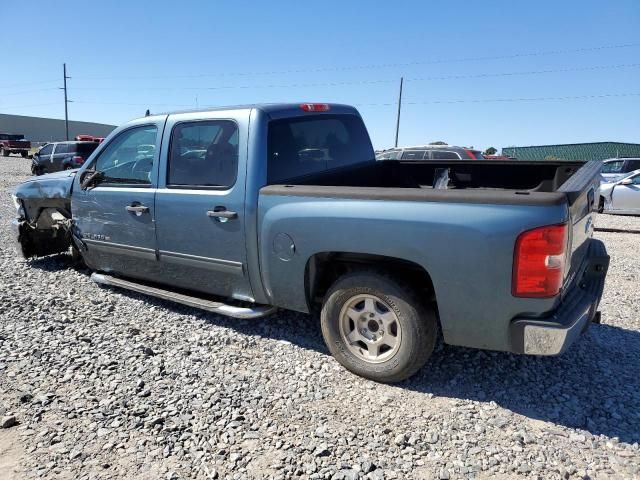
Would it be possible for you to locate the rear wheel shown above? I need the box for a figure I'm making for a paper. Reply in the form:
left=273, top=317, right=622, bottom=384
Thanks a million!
left=598, top=196, right=605, bottom=213
left=0, top=147, right=6, bottom=157
left=320, top=271, right=437, bottom=383
left=21, top=151, right=28, bottom=158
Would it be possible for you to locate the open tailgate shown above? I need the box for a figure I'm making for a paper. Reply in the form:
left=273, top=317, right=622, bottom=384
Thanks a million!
left=558, top=160, right=602, bottom=287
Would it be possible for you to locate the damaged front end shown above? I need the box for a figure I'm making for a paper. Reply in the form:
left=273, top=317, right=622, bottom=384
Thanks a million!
left=11, top=170, right=77, bottom=259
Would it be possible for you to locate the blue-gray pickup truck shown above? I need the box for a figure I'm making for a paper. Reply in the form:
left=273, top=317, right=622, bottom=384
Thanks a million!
left=11, top=103, right=609, bottom=382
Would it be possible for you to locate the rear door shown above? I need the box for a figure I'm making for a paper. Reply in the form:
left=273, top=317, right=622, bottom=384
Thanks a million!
left=72, top=118, right=166, bottom=280
left=154, top=111, right=253, bottom=301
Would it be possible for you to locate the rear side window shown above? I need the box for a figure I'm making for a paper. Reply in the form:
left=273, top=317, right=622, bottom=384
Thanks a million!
left=168, top=120, right=239, bottom=188
left=432, top=150, right=461, bottom=160
left=75, top=143, right=99, bottom=156
left=602, top=161, right=624, bottom=173
left=401, top=150, right=427, bottom=160
left=625, top=160, right=640, bottom=171
left=267, top=114, right=374, bottom=183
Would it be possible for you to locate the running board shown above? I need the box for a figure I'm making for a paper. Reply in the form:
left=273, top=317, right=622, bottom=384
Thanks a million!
left=90, top=273, right=277, bottom=319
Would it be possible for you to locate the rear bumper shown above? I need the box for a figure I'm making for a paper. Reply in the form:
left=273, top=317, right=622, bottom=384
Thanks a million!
left=509, top=239, right=609, bottom=355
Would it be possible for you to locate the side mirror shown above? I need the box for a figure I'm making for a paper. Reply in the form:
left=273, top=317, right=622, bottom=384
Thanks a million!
left=80, top=170, right=103, bottom=190
left=619, top=178, right=633, bottom=186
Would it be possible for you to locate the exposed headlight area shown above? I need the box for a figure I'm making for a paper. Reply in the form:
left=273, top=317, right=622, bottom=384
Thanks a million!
left=11, top=194, right=25, bottom=217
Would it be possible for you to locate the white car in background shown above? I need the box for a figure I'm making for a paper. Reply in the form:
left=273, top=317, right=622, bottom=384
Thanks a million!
left=601, top=157, right=640, bottom=182
left=599, top=169, right=640, bottom=215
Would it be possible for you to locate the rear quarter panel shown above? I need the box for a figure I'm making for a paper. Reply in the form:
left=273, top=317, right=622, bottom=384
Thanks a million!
left=258, top=193, right=569, bottom=352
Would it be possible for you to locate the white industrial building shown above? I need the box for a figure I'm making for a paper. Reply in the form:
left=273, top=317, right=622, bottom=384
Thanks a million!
left=0, top=113, right=116, bottom=144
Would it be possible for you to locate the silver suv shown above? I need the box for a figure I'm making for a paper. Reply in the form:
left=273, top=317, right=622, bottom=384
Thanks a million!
left=377, top=145, right=485, bottom=161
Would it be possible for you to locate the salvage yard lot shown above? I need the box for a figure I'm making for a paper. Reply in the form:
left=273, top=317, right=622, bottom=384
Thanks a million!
left=0, top=156, right=638, bottom=479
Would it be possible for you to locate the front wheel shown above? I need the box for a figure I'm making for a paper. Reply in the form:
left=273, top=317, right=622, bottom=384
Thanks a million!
left=320, top=271, right=437, bottom=383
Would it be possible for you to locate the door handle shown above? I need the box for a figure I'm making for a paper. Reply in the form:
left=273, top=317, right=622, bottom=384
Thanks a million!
left=207, top=207, right=237, bottom=222
left=126, top=204, right=149, bottom=215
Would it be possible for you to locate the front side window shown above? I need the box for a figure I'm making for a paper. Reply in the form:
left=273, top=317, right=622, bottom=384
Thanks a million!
left=267, top=114, right=373, bottom=183
left=602, top=160, right=624, bottom=173
left=168, top=120, right=239, bottom=188
left=39, top=144, right=53, bottom=155
left=94, top=125, right=158, bottom=185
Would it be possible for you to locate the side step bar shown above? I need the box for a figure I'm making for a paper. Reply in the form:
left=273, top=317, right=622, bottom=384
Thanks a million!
left=90, top=273, right=277, bottom=319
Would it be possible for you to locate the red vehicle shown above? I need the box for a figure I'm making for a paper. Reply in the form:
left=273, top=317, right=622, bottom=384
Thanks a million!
left=484, top=155, right=516, bottom=160
left=74, top=134, right=105, bottom=143
left=0, top=133, right=31, bottom=157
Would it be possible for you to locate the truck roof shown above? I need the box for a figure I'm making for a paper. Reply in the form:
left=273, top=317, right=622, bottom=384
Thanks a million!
left=151, top=102, right=359, bottom=119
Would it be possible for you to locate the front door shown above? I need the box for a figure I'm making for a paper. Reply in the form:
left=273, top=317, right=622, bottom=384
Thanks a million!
left=72, top=118, right=166, bottom=280
left=50, top=143, right=68, bottom=172
left=154, top=112, right=253, bottom=301
left=35, top=143, right=54, bottom=172
left=611, top=173, right=640, bottom=213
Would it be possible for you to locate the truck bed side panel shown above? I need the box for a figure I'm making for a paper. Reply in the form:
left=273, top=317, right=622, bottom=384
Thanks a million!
left=258, top=192, right=569, bottom=352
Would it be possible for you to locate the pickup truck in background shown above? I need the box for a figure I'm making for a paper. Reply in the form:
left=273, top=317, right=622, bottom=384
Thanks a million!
left=0, top=133, right=31, bottom=157
left=11, top=103, right=609, bottom=382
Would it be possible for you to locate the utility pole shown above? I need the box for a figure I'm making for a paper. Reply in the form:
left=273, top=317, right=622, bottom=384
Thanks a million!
left=394, top=77, right=403, bottom=148
left=61, top=63, right=70, bottom=141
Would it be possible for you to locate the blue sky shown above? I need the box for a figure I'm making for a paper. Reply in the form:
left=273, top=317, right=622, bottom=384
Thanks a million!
left=2, top=0, right=639, bottom=151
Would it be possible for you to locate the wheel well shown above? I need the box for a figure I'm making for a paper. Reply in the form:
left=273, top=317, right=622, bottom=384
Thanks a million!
left=305, top=252, right=437, bottom=310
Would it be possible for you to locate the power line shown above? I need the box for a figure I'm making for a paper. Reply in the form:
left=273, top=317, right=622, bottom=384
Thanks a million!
left=0, top=102, right=61, bottom=111
left=67, top=92, right=640, bottom=110
left=63, top=62, right=640, bottom=94
left=355, top=92, right=640, bottom=107
left=71, top=42, right=640, bottom=81
left=0, top=79, right=59, bottom=90
left=1, top=87, right=59, bottom=97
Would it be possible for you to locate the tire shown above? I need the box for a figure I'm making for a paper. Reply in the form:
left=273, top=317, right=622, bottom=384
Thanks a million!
left=597, top=196, right=605, bottom=214
left=320, top=271, right=437, bottom=383
left=21, top=151, right=28, bottom=158
left=0, top=147, right=6, bottom=157
left=64, top=165, right=72, bottom=170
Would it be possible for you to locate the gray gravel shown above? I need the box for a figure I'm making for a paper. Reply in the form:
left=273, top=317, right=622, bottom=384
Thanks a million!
left=0, top=155, right=639, bottom=479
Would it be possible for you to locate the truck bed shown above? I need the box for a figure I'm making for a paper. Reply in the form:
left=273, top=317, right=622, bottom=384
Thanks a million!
left=263, top=159, right=600, bottom=208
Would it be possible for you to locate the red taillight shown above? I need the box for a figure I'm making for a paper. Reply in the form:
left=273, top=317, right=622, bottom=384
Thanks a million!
left=300, top=103, right=330, bottom=112
left=512, top=224, right=568, bottom=298
left=72, top=155, right=84, bottom=165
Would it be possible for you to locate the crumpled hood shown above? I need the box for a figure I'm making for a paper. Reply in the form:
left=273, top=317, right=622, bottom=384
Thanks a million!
left=14, top=169, right=78, bottom=200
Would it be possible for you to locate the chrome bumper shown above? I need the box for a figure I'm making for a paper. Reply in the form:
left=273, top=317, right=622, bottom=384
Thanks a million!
left=510, top=239, right=609, bottom=355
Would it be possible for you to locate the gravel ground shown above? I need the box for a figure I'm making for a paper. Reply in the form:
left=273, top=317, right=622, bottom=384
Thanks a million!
left=0, top=156, right=638, bottom=480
